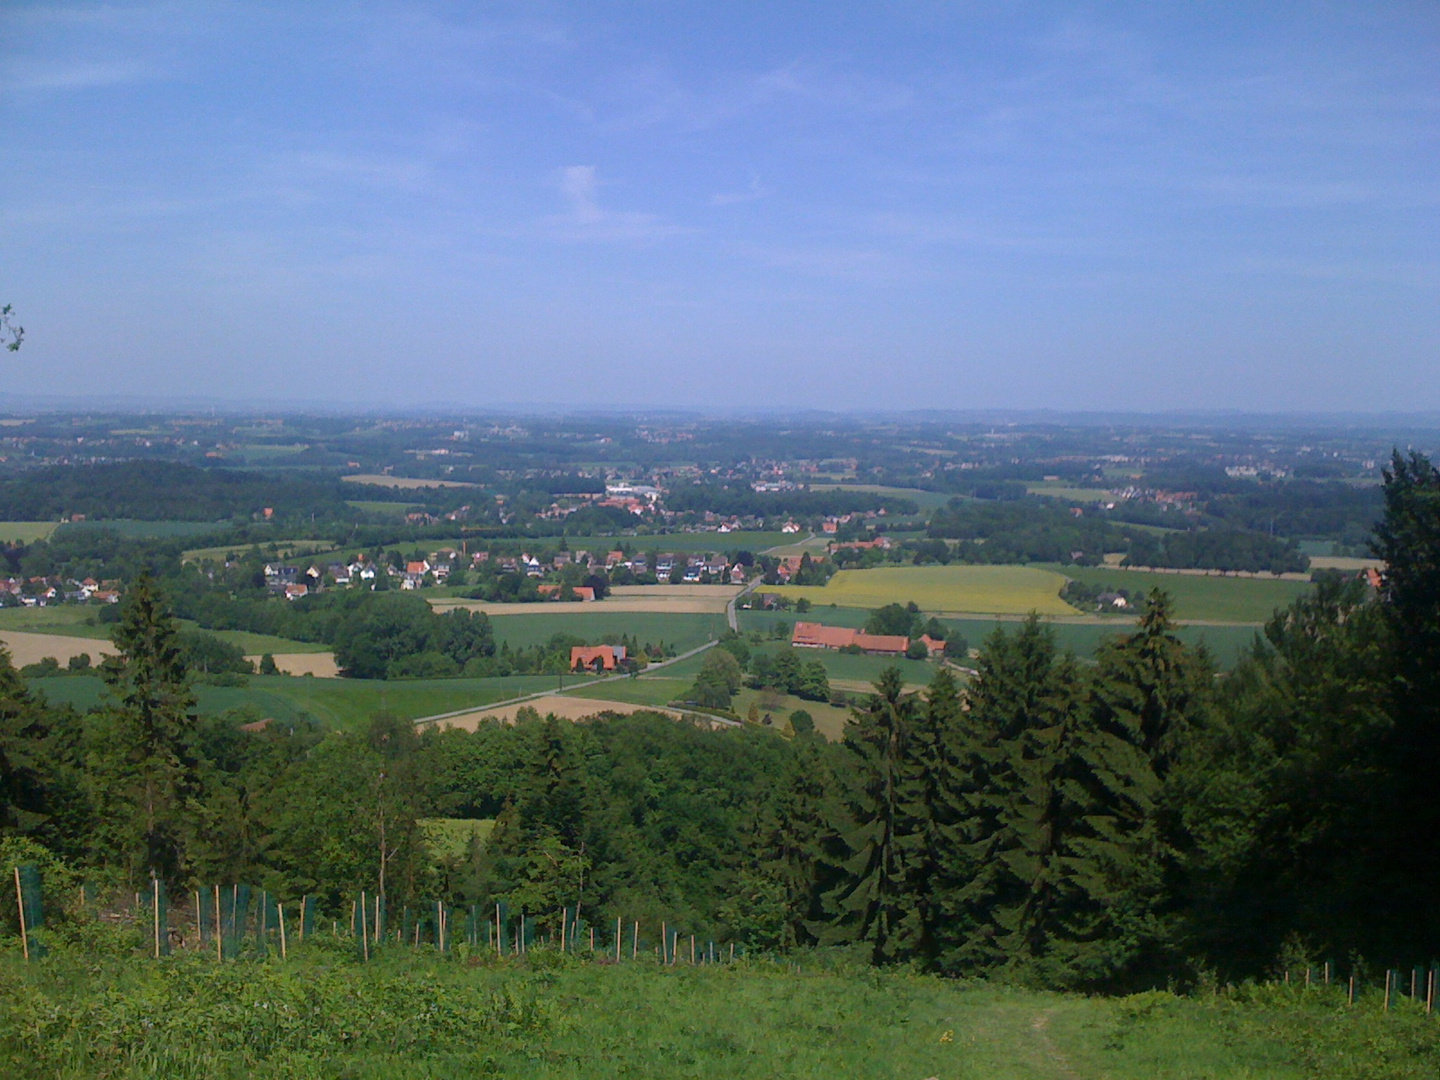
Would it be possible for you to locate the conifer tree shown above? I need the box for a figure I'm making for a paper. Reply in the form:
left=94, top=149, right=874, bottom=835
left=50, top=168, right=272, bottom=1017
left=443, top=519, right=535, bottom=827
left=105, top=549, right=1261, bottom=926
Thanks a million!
left=899, top=666, right=968, bottom=967
left=820, top=667, right=922, bottom=963
left=1371, top=448, right=1440, bottom=946
left=741, top=730, right=839, bottom=948
left=952, top=617, right=1074, bottom=971
left=87, top=574, right=200, bottom=887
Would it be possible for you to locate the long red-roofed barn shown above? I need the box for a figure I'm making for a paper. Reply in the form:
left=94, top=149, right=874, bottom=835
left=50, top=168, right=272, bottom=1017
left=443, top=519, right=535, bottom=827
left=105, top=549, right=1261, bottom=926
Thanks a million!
left=790, top=621, right=910, bottom=656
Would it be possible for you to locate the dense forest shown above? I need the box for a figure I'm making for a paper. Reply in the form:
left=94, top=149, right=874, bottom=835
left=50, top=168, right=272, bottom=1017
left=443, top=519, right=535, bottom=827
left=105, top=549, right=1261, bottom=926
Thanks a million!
left=2, top=451, right=1437, bottom=990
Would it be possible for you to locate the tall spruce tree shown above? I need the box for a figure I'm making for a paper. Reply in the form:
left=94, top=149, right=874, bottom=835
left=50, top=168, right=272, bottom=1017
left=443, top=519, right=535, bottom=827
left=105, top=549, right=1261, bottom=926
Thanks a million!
left=738, top=730, right=839, bottom=949
left=899, top=666, right=968, bottom=968
left=87, top=574, right=200, bottom=887
left=1181, top=576, right=1392, bottom=972
left=820, top=667, right=922, bottom=963
left=959, top=615, right=1170, bottom=987
left=952, top=617, right=1075, bottom=971
left=1371, top=448, right=1440, bottom=947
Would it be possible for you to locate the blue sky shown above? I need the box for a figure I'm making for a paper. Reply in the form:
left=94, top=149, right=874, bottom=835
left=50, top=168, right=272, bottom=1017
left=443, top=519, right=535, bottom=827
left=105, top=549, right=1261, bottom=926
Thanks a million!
left=2, top=2, right=1437, bottom=411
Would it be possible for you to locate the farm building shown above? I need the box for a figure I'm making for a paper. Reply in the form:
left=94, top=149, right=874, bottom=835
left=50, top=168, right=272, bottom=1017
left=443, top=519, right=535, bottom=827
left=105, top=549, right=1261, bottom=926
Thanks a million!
left=791, top=621, right=909, bottom=656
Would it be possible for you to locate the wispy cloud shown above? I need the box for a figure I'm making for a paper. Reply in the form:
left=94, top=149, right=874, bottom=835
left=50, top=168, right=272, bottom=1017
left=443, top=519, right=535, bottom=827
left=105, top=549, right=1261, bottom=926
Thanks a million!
left=546, top=165, right=685, bottom=242
left=710, top=174, right=770, bottom=207
left=2, top=57, right=156, bottom=92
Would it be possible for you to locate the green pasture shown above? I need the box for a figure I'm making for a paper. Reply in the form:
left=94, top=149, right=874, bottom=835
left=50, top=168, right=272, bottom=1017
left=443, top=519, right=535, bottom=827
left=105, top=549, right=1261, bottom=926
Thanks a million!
left=517, top=531, right=795, bottom=554
left=748, top=643, right=940, bottom=690
left=183, top=539, right=340, bottom=563
left=55, top=519, right=227, bottom=540
left=945, top=617, right=1259, bottom=669
left=28, top=674, right=559, bottom=730
left=1046, top=564, right=1311, bottom=623
left=0, top=521, right=61, bottom=544
left=561, top=652, right=713, bottom=707
left=773, top=564, right=1077, bottom=616
left=173, top=622, right=330, bottom=655
left=488, top=611, right=724, bottom=652
left=0, top=608, right=327, bottom=655
left=2, top=953, right=1433, bottom=1079
left=737, top=606, right=872, bottom=635
left=1026, top=483, right=1116, bottom=502
left=733, top=686, right=855, bottom=740
left=808, top=483, right=954, bottom=509
left=0, top=606, right=111, bottom=639
left=346, top=499, right=415, bottom=517
left=565, top=675, right=689, bottom=708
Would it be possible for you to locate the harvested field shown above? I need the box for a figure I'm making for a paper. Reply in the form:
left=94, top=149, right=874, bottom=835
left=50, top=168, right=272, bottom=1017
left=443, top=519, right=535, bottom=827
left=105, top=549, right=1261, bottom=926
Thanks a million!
left=1310, top=555, right=1384, bottom=571
left=343, top=474, right=477, bottom=489
left=0, top=631, right=116, bottom=667
left=244, top=652, right=340, bottom=677
left=433, top=694, right=681, bottom=730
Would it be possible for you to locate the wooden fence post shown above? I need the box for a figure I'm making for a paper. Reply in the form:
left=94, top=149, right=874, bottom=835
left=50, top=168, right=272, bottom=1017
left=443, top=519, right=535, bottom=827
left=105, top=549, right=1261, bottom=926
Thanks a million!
left=13, top=867, right=28, bottom=963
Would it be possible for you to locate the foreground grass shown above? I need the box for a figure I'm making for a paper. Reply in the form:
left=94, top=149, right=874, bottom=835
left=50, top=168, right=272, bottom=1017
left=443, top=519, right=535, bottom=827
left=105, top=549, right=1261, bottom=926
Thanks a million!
left=1, top=946, right=1436, bottom=1079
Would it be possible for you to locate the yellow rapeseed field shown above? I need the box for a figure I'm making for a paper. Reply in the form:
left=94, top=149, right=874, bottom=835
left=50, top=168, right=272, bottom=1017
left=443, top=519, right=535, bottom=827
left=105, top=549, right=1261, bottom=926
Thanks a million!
left=772, top=565, right=1078, bottom=615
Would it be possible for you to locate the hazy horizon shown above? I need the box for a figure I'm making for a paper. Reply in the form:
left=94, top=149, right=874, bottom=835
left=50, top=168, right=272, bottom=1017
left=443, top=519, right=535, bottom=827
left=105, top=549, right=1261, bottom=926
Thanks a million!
left=3, top=2, right=1437, bottom=412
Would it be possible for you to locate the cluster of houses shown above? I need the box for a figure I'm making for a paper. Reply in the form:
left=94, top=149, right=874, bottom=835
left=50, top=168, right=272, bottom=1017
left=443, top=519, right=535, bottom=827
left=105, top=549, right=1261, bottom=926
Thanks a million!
left=1, top=576, right=121, bottom=607
left=790, top=621, right=946, bottom=659
left=261, top=546, right=755, bottom=600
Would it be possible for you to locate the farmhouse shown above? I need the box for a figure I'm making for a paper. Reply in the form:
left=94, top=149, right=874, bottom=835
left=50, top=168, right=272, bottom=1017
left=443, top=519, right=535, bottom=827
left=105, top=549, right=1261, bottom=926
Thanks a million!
left=571, top=644, right=628, bottom=672
left=791, top=621, right=909, bottom=656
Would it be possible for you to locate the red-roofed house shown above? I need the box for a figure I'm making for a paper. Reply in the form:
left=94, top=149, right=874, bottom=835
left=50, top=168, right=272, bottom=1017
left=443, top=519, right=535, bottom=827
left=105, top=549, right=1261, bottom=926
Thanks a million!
left=570, top=644, right=628, bottom=672
left=918, top=634, right=946, bottom=658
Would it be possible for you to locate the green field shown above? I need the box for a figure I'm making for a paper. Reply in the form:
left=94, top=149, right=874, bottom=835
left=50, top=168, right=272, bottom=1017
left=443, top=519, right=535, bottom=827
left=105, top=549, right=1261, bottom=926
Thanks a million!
left=732, top=686, right=855, bottom=739
left=487, top=611, right=724, bottom=652
left=183, top=539, right=341, bottom=564
left=746, top=643, right=940, bottom=690
left=516, top=531, right=795, bottom=554
left=2, top=952, right=1434, bottom=1079
left=55, top=520, right=227, bottom=540
left=173, top=622, right=330, bottom=655
left=737, top=605, right=872, bottom=635
left=774, top=565, right=1078, bottom=615
left=1044, top=564, right=1312, bottom=623
left=0, top=608, right=327, bottom=656
left=1026, top=483, right=1116, bottom=502
left=0, top=606, right=112, bottom=639
left=346, top=499, right=415, bottom=517
left=0, top=520, right=60, bottom=544
left=808, top=483, right=955, bottom=510
left=740, top=607, right=1259, bottom=669
left=943, top=617, right=1260, bottom=669
left=29, top=673, right=559, bottom=729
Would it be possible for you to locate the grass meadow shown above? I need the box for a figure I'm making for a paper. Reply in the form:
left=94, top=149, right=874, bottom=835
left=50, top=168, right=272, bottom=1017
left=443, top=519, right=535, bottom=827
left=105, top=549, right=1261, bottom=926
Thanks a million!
left=29, top=674, right=559, bottom=729
left=0, top=608, right=329, bottom=656
left=0, top=948, right=1434, bottom=1079
left=807, top=483, right=956, bottom=510
left=773, top=565, right=1078, bottom=615
left=1043, top=564, right=1313, bottom=623
left=488, top=611, right=724, bottom=652
left=0, top=521, right=61, bottom=544
left=54, top=520, right=227, bottom=540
